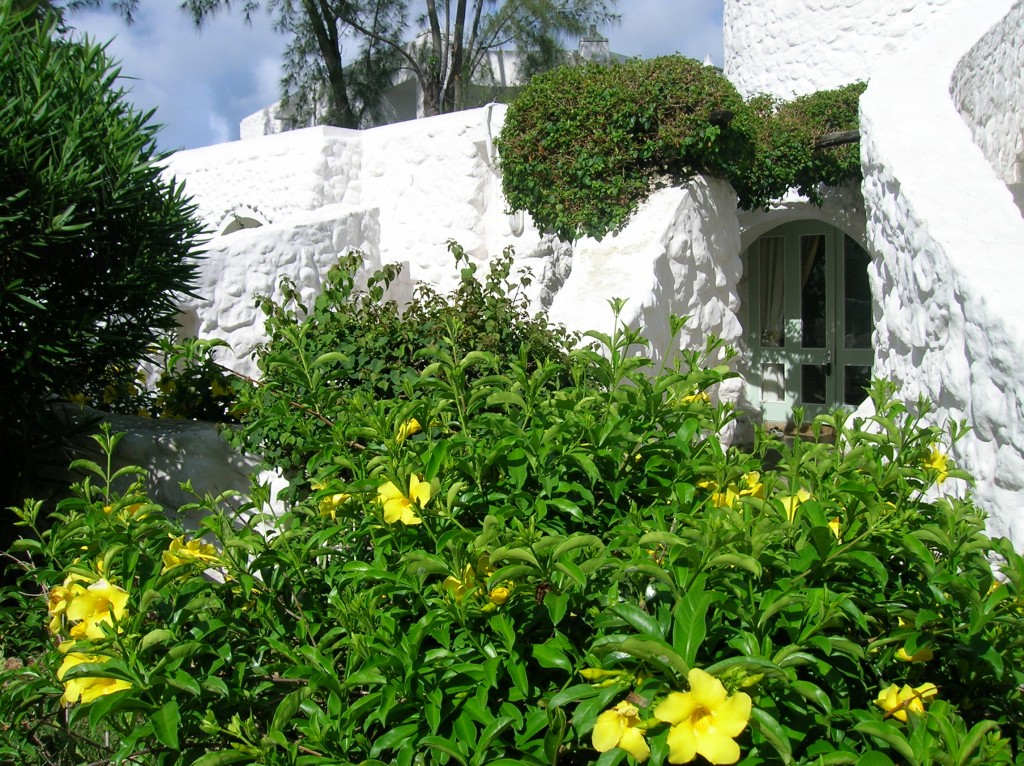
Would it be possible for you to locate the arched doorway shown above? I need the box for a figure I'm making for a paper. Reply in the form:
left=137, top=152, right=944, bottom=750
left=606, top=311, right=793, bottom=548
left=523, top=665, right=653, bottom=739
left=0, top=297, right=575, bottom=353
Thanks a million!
left=744, top=220, right=873, bottom=425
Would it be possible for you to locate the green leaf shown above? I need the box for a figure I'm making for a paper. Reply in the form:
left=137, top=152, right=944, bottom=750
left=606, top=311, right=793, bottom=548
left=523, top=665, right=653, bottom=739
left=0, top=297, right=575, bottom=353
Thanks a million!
left=612, top=603, right=664, bottom=640
left=853, top=721, right=917, bottom=765
left=487, top=391, right=527, bottom=410
left=140, top=629, right=174, bottom=651
left=191, top=751, right=253, bottom=766
left=312, top=351, right=347, bottom=367
left=955, top=719, right=1000, bottom=766
left=551, top=534, right=603, bottom=559
left=370, top=724, right=421, bottom=757
left=418, top=736, right=468, bottom=766
left=673, top=581, right=717, bottom=667
left=152, top=699, right=181, bottom=751
left=271, top=688, right=311, bottom=735
left=749, top=707, right=794, bottom=765
left=544, top=591, right=570, bottom=626
left=854, top=753, right=896, bottom=766
left=533, top=642, right=571, bottom=672
left=613, top=637, right=688, bottom=680
left=705, top=553, right=762, bottom=577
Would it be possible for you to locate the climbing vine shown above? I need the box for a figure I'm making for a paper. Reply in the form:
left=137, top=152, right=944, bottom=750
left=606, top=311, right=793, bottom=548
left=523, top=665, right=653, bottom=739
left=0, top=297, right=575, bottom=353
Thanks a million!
left=497, top=55, right=864, bottom=241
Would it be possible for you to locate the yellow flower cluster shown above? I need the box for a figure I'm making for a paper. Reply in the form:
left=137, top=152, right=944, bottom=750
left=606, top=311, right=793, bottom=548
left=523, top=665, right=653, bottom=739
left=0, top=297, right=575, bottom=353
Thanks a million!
left=47, top=573, right=129, bottom=641
left=396, top=418, right=422, bottom=443
left=443, top=555, right=513, bottom=610
left=377, top=475, right=432, bottom=525
left=592, top=669, right=751, bottom=764
left=923, top=448, right=950, bottom=484
left=58, top=645, right=132, bottom=706
left=161, top=535, right=222, bottom=574
left=875, top=682, right=938, bottom=722
left=47, top=569, right=134, bottom=706
left=776, top=488, right=841, bottom=540
left=700, top=472, right=764, bottom=509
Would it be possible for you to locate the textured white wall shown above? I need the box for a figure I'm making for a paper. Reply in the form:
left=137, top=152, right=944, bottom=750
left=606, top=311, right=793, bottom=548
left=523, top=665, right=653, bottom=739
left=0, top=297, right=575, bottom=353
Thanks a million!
left=180, top=205, right=384, bottom=378
left=861, top=0, right=1024, bottom=541
left=951, top=1, right=1024, bottom=209
left=724, top=0, right=958, bottom=99
left=164, top=127, right=361, bottom=231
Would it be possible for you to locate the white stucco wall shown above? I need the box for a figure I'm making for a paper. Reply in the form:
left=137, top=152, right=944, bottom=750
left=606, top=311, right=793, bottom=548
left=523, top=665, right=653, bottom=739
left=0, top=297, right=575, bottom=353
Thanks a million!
left=724, top=0, right=958, bottom=99
left=164, top=127, right=362, bottom=232
left=181, top=205, right=385, bottom=378
left=950, top=1, right=1024, bottom=210
left=861, top=0, right=1024, bottom=541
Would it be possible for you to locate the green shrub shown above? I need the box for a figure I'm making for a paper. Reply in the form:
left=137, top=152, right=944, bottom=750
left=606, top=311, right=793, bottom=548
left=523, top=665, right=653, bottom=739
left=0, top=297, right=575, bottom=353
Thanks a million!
left=735, top=83, right=866, bottom=209
left=229, top=243, right=577, bottom=479
left=497, top=56, right=864, bottom=240
left=0, top=2, right=202, bottom=504
left=1, top=310, right=1020, bottom=765
left=497, top=57, right=754, bottom=241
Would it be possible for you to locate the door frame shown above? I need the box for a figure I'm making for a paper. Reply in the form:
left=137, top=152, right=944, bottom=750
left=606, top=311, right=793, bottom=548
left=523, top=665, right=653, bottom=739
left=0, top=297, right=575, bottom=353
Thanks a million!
left=744, top=220, right=873, bottom=425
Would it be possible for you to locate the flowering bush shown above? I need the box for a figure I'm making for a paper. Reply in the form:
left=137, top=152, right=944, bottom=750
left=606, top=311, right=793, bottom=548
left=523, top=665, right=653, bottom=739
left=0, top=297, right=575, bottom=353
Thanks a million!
left=2, top=291, right=1023, bottom=765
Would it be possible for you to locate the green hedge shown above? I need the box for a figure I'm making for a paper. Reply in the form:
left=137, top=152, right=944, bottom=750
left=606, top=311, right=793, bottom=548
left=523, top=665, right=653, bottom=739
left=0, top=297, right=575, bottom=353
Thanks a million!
left=497, top=56, right=864, bottom=241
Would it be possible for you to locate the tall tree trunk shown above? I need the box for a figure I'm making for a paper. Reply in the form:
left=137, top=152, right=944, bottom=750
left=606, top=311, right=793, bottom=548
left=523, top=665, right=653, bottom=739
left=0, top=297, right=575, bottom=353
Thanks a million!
left=443, top=0, right=468, bottom=113
left=303, top=0, right=358, bottom=128
left=422, top=0, right=445, bottom=116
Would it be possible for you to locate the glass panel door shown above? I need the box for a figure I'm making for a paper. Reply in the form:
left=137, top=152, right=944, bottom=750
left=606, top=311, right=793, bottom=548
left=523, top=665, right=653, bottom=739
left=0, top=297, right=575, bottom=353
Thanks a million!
left=746, top=222, right=873, bottom=425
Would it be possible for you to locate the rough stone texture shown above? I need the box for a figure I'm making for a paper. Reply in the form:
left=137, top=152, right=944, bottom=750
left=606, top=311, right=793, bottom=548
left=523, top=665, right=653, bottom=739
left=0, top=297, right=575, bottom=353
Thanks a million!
left=164, top=128, right=361, bottom=232
left=178, top=205, right=385, bottom=378
left=724, top=0, right=957, bottom=99
left=546, top=179, right=749, bottom=441
left=861, top=0, right=1024, bottom=542
left=951, top=1, right=1024, bottom=212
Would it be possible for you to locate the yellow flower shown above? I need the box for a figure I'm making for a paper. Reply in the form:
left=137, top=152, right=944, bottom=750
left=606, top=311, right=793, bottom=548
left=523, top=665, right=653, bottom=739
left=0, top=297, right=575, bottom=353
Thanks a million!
left=895, top=645, right=934, bottom=663
left=318, top=492, right=351, bottom=521
left=738, top=472, right=764, bottom=499
left=58, top=644, right=132, bottom=706
left=711, top=487, right=738, bottom=509
left=875, top=682, right=937, bottom=722
left=681, top=391, right=711, bottom=405
left=654, top=668, right=752, bottom=765
left=489, top=586, right=511, bottom=605
left=443, top=556, right=493, bottom=601
left=396, top=418, right=422, bottom=443
left=778, top=488, right=811, bottom=522
left=704, top=473, right=763, bottom=509
left=444, top=563, right=480, bottom=601
left=923, top=449, right=949, bottom=484
left=377, top=475, right=431, bottom=525
left=828, top=517, right=842, bottom=541
left=161, top=535, right=221, bottom=574
left=65, top=579, right=129, bottom=641
left=593, top=700, right=650, bottom=761
left=47, top=574, right=91, bottom=636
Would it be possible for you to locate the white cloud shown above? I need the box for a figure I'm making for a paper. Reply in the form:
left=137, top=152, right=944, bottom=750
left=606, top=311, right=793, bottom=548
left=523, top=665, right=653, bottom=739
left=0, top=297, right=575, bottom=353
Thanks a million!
left=68, top=1, right=724, bottom=151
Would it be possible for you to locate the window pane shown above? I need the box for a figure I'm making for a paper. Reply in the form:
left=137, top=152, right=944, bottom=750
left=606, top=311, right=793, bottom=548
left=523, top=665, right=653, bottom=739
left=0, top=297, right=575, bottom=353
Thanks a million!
left=844, top=236, right=872, bottom=350
left=843, top=365, right=872, bottom=405
left=801, top=364, right=827, bottom=405
left=758, top=237, right=785, bottom=347
left=800, top=235, right=827, bottom=347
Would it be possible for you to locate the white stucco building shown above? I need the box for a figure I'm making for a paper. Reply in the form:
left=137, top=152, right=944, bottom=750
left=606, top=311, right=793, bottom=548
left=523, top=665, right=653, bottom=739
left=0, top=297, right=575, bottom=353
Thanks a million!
left=160, top=0, right=1024, bottom=544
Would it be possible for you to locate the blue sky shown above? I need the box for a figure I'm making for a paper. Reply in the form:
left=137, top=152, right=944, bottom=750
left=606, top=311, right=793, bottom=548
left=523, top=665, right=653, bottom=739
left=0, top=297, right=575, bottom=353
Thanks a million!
left=68, top=1, right=725, bottom=152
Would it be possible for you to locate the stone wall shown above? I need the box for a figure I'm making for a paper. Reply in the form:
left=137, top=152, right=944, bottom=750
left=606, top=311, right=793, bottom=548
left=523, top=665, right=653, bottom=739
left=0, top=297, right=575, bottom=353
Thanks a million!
left=723, top=0, right=958, bottom=99
left=950, top=0, right=1024, bottom=211
left=164, top=128, right=361, bottom=232
left=861, top=0, right=1024, bottom=541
